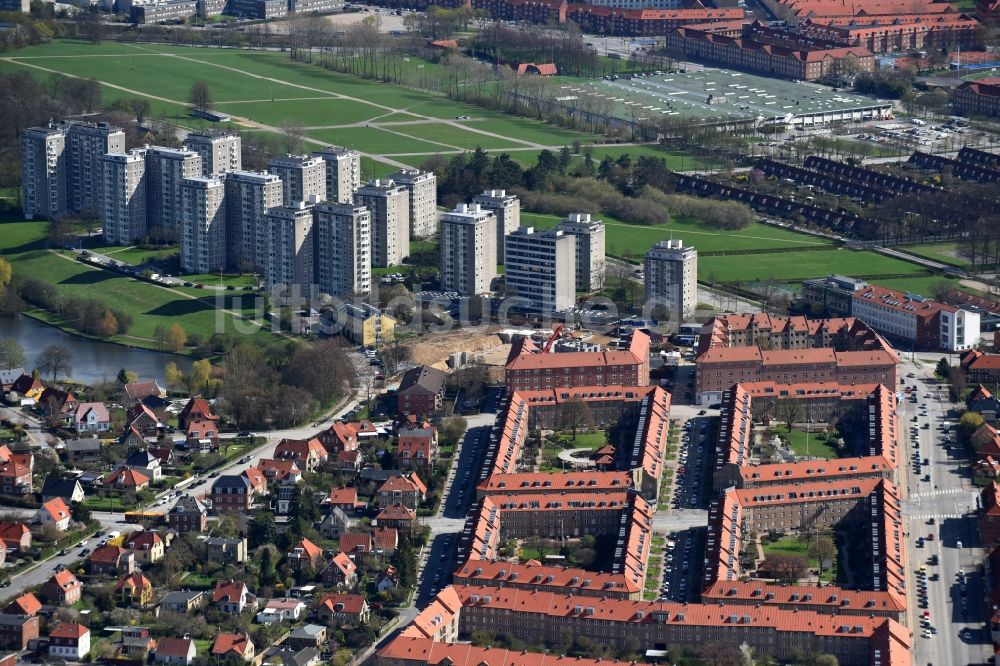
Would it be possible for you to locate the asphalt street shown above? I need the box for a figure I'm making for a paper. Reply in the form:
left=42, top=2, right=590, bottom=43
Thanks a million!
left=901, top=357, right=991, bottom=666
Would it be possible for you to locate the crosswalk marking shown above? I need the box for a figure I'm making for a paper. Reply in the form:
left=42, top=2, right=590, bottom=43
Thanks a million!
left=905, top=513, right=964, bottom=521
left=909, top=488, right=969, bottom=499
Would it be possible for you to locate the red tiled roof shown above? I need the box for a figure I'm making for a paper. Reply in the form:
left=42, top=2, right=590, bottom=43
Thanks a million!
left=212, top=580, right=247, bottom=603
left=320, top=592, right=367, bottom=614
left=339, top=532, right=373, bottom=554
left=90, top=545, right=127, bottom=565
left=156, top=637, right=194, bottom=659
left=7, top=592, right=42, bottom=616
left=49, top=623, right=89, bottom=639
left=211, top=633, right=252, bottom=656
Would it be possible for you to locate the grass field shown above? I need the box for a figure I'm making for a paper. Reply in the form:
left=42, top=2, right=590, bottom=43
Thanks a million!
left=774, top=426, right=838, bottom=460
left=898, top=242, right=967, bottom=268
left=0, top=218, right=278, bottom=352
left=762, top=535, right=836, bottom=583
left=869, top=275, right=964, bottom=296
left=307, top=127, right=453, bottom=154
left=521, top=212, right=832, bottom=259
left=387, top=122, right=527, bottom=151
left=216, top=97, right=401, bottom=127
left=699, top=248, right=928, bottom=284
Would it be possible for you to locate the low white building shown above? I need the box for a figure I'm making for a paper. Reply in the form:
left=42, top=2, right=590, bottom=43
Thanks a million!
left=256, top=599, right=306, bottom=624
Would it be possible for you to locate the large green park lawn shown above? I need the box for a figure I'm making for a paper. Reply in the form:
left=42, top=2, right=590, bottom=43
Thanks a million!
left=0, top=218, right=277, bottom=352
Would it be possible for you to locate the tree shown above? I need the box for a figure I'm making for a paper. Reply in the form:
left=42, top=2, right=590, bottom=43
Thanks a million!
left=116, top=368, right=138, bottom=386
left=936, top=357, right=951, bottom=379
left=36, top=344, right=71, bottom=381
left=128, top=98, right=151, bottom=125
left=165, top=323, right=187, bottom=352
left=188, top=80, right=213, bottom=112
left=558, top=397, right=596, bottom=441
left=248, top=511, right=277, bottom=549
left=0, top=338, right=26, bottom=370
left=188, top=359, right=211, bottom=395
left=440, top=416, right=468, bottom=448
left=153, top=325, right=168, bottom=350
left=72, top=501, right=91, bottom=524
left=777, top=398, right=802, bottom=433
left=279, top=118, right=306, bottom=154
left=0, top=257, right=10, bottom=291
left=165, top=362, right=185, bottom=393
left=807, top=535, right=837, bottom=572
left=758, top=553, right=808, bottom=584
left=948, top=366, right=967, bottom=402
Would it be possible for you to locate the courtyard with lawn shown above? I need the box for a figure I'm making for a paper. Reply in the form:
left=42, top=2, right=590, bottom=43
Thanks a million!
left=760, top=532, right=839, bottom=584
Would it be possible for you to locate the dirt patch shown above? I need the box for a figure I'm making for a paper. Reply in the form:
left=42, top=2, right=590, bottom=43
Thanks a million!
left=402, top=327, right=508, bottom=370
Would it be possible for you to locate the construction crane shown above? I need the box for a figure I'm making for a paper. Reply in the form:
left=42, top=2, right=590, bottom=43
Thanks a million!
left=541, top=324, right=565, bottom=354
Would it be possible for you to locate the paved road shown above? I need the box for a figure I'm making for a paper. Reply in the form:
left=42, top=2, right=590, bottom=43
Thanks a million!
left=900, top=358, right=991, bottom=666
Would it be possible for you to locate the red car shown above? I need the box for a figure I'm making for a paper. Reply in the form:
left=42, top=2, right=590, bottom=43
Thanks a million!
left=927, top=533, right=935, bottom=541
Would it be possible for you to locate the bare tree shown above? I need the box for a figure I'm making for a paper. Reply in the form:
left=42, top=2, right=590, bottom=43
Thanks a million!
left=558, top=397, right=596, bottom=441
left=279, top=118, right=306, bottom=155
left=36, top=344, right=72, bottom=382
left=188, top=81, right=213, bottom=112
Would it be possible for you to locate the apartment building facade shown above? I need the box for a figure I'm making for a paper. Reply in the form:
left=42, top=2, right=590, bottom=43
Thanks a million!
left=98, top=149, right=148, bottom=245
left=439, top=203, right=497, bottom=296
left=851, top=284, right=980, bottom=351
left=356, top=179, right=410, bottom=268
left=144, top=147, right=203, bottom=239
left=504, top=227, right=576, bottom=313
left=556, top=213, right=606, bottom=293
left=260, top=204, right=315, bottom=289
left=312, top=146, right=361, bottom=204
left=183, top=131, right=241, bottom=176
left=314, top=202, right=372, bottom=297
left=21, top=125, right=67, bottom=221
left=953, top=78, right=1000, bottom=119
left=389, top=169, right=438, bottom=238
left=224, top=170, right=283, bottom=274
left=644, top=239, right=698, bottom=321
left=268, top=154, right=326, bottom=207
left=180, top=176, right=227, bottom=274
left=472, top=189, right=520, bottom=262
left=66, top=122, right=126, bottom=217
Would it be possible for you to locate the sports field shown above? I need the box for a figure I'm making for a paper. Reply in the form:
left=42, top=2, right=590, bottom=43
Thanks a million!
left=699, top=249, right=927, bottom=284
left=1, top=40, right=689, bottom=177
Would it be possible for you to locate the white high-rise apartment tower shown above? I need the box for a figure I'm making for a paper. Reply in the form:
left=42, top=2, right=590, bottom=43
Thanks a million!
left=268, top=154, right=326, bottom=207
left=225, top=170, right=283, bottom=273
left=98, top=149, right=148, bottom=245
left=504, top=227, right=576, bottom=313
left=21, top=124, right=67, bottom=220
left=312, top=146, right=361, bottom=204
left=144, top=147, right=203, bottom=239
left=183, top=131, right=241, bottom=176
left=472, top=189, right=520, bottom=263
left=389, top=168, right=437, bottom=238
left=66, top=121, right=125, bottom=216
left=261, top=203, right=315, bottom=289
left=644, top=239, right=698, bottom=321
left=556, top=213, right=606, bottom=293
left=439, top=203, right=497, bottom=296
left=314, top=202, right=372, bottom=298
left=355, top=179, right=410, bottom=268
left=180, top=176, right=227, bottom=274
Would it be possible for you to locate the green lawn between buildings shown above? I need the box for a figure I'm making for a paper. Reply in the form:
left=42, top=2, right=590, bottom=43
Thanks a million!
left=761, top=534, right=837, bottom=584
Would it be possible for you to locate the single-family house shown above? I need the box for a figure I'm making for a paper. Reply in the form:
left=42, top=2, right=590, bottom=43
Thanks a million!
left=63, top=437, right=102, bottom=463
left=154, top=637, right=196, bottom=665
left=148, top=446, right=174, bottom=467
left=118, top=626, right=155, bottom=659
left=286, top=624, right=327, bottom=651
left=88, top=545, right=135, bottom=576
left=242, top=467, right=268, bottom=495
left=114, top=572, right=154, bottom=607
left=205, top=536, right=248, bottom=563
left=375, top=564, right=399, bottom=592
left=0, top=523, right=30, bottom=554
left=338, top=532, right=372, bottom=557
left=969, top=384, right=1000, bottom=420
left=286, top=538, right=323, bottom=571
left=212, top=580, right=254, bottom=614
left=322, top=551, right=357, bottom=588
left=185, top=418, right=219, bottom=452
left=317, top=508, right=350, bottom=539
left=119, top=426, right=147, bottom=451
left=34, top=497, right=71, bottom=531
left=159, top=590, right=205, bottom=614
left=125, top=450, right=162, bottom=482
left=373, top=527, right=399, bottom=556
left=257, top=459, right=302, bottom=514
left=317, top=422, right=360, bottom=456
left=4, top=593, right=41, bottom=617
left=0, top=461, right=31, bottom=496
left=324, top=487, right=362, bottom=514
left=375, top=503, right=417, bottom=533
left=41, top=477, right=84, bottom=504
left=48, top=623, right=90, bottom=661
left=103, top=467, right=151, bottom=491
left=126, top=403, right=160, bottom=436
left=397, top=365, right=446, bottom=417
left=125, top=530, right=165, bottom=564
left=39, top=388, right=76, bottom=425
left=376, top=473, right=426, bottom=510
left=73, top=402, right=110, bottom=433
left=397, top=422, right=437, bottom=471
left=211, top=475, right=254, bottom=514
left=168, top=496, right=208, bottom=533
left=255, top=599, right=306, bottom=624
left=274, top=438, right=327, bottom=472
left=317, top=593, right=370, bottom=626
left=8, top=373, right=43, bottom=401
left=333, top=449, right=362, bottom=472
left=124, top=380, right=165, bottom=405
left=211, top=633, right=254, bottom=662
left=41, top=570, right=82, bottom=606
left=0, top=368, right=23, bottom=392
left=0, top=613, right=39, bottom=650
left=178, top=397, right=217, bottom=430
left=976, top=456, right=1000, bottom=484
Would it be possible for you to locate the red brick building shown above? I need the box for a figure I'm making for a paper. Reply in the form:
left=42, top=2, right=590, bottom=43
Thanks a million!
left=505, top=330, right=650, bottom=393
